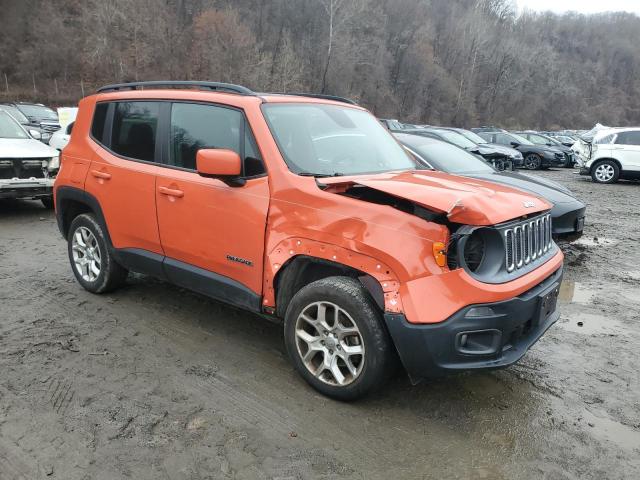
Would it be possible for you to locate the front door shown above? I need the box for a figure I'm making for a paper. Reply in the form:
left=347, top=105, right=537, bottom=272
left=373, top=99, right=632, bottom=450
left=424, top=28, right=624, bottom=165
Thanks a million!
left=155, top=102, right=270, bottom=301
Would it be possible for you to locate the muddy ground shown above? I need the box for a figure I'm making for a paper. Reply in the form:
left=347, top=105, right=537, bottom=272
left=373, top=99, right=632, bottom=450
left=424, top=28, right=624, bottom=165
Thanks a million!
left=1, top=168, right=639, bottom=479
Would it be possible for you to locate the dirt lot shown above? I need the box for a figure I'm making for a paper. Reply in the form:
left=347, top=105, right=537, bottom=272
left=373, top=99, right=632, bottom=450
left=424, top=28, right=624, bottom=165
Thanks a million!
left=1, top=169, right=639, bottom=480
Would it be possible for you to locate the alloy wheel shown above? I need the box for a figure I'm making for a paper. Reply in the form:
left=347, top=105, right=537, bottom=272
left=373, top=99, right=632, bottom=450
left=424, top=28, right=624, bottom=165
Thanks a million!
left=594, top=163, right=615, bottom=182
left=524, top=154, right=541, bottom=170
left=71, top=226, right=102, bottom=282
left=294, top=301, right=365, bottom=386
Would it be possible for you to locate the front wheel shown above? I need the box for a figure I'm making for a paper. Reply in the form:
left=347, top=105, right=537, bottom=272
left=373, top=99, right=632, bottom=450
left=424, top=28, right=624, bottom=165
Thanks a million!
left=591, top=160, right=619, bottom=184
left=284, top=276, right=396, bottom=400
left=524, top=153, right=542, bottom=170
left=67, top=213, right=128, bottom=293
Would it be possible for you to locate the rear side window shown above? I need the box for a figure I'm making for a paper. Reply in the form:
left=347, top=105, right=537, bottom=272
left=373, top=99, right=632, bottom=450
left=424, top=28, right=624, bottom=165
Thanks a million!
left=615, top=131, right=640, bottom=146
left=111, top=102, right=160, bottom=162
left=91, top=103, right=108, bottom=143
left=170, top=102, right=265, bottom=175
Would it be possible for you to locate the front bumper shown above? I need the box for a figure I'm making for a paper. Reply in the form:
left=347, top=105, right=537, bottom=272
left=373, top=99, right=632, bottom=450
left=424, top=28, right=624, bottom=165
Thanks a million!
left=543, top=155, right=566, bottom=167
left=552, top=205, right=586, bottom=238
left=384, top=266, right=563, bottom=382
left=0, top=177, right=54, bottom=199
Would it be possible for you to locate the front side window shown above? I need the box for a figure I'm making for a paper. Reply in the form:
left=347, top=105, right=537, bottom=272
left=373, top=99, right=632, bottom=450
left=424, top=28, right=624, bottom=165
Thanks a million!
left=169, top=103, right=264, bottom=175
left=262, top=103, right=416, bottom=176
left=111, top=102, right=160, bottom=162
left=0, top=111, right=29, bottom=139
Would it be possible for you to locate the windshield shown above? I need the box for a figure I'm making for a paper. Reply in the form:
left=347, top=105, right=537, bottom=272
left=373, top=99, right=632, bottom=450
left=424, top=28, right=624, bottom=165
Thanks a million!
left=0, top=111, right=29, bottom=139
left=508, top=133, right=533, bottom=146
left=404, top=139, right=494, bottom=174
left=262, top=104, right=417, bottom=176
left=431, top=129, right=478, bottom=149
left=16, top=104, right=58, bottom=121
left=458, top=129, right=488, bottom=144
left=0, top=105, right=29, bottom=124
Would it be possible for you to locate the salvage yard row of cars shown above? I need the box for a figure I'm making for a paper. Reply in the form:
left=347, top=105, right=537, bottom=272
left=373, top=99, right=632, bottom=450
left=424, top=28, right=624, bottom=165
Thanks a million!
left=1, top=83, right=637, bottom=399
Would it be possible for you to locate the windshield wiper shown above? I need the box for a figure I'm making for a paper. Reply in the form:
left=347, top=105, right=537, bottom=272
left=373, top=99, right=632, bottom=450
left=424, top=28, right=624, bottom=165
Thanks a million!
left=298, top=172, right=345, bottom=178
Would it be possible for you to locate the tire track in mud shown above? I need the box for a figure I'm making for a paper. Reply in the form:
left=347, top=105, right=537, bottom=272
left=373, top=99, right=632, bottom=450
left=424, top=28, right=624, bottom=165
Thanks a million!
left=6, top=275, right=393, bottom=469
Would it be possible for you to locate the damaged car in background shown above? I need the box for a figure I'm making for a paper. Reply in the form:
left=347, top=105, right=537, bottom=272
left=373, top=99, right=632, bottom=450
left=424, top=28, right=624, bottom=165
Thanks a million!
left=0, top=110, right=59, bottom=208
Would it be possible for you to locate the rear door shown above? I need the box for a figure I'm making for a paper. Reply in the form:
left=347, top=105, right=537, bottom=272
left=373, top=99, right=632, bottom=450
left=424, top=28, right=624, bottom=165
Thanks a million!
left=85, top=101, right=164, bottom=255
left=155, top=101, right=270, bottom=303
left=613, top=131, right=640, bottom=172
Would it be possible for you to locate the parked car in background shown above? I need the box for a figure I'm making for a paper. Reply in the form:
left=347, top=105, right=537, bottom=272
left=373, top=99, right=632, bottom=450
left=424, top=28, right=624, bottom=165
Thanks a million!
left=1, top=102, right=60, bottom=143
left=544, top=133, right=579, bottom=147
left=379, top=118, right=404, bottom=130
left=0, top=104, right=45, bottom=141
left=49, top=121, right=74, bottom=151
left=470, top=126, right=506, bottom=133
left=396, top=133, right=586, bottom=238
left=54, top=80, right=564, bottom=400
left=477, top=131, right=565, bottom=169
left=442, top=127, right=524, bottom=168
left=512, top=131, right=576, bottom=168
left=0, top=110, right=59, bottom=208
left=579, top=127, right=640, bottom=183
left=400, top=127, right=516, bottom=170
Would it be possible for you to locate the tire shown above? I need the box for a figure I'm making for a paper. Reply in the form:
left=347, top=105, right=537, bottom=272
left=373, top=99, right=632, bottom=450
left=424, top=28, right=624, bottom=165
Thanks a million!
left=67, top=213, right=128, bottom=293
left=41, top=196, right=54, bottom=209
left=524, top=153, right=542, bottom=170
left=591, top=160, right=619, bottom=184
left=284, top=276, right=395, bottom=401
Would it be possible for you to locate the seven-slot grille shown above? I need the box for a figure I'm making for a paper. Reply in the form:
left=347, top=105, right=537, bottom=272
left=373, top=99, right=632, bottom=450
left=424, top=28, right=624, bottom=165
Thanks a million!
left=504, top=213, right=552, bottom=272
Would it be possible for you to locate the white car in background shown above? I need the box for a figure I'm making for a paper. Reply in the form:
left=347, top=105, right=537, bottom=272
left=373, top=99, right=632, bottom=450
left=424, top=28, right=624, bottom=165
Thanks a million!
left=49, top=121, right=73, bottom=151
left=579, top=127, right=640, bottom=183
left=0, top=110, right=60, bottom=208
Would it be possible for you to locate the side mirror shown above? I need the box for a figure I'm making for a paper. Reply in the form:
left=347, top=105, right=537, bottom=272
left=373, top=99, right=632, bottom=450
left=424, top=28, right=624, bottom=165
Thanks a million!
left=29, top=129, right=42, bottom=140
left=510, top=141, right=520, bottom=148
left=196, top=149, right=244, bottom=185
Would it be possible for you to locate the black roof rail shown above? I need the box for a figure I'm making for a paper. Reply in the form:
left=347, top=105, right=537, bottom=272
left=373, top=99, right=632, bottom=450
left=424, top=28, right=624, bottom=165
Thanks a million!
left=264, top=92, right=358, bottom=105
left=97, top=81, right=256, bottom=96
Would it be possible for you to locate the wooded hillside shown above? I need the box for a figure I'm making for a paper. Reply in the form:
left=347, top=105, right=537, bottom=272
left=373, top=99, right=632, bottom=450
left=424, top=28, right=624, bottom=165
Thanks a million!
left=1, top=0, right=639, bottom=129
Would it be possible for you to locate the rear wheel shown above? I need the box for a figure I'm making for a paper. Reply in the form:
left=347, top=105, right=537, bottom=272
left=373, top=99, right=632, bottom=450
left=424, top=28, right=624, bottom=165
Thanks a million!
left=67, top=213, right=128, bottom=293
left=591, top=160, right=619, bottom=184
left=524, top=153, right=542, bottom=170
left=284, top=276, right=395, bottom=400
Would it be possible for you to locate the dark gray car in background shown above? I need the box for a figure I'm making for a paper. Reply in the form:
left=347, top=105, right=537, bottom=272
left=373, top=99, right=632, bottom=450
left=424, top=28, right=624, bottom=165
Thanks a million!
left=396, top=133, right=586, bottom=238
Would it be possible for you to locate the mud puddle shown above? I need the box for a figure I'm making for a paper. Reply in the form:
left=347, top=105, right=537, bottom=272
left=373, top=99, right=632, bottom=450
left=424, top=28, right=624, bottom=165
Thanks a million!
left=558, top=312, right=624, bottom=335
left=559, top=280, right=596, bottom=304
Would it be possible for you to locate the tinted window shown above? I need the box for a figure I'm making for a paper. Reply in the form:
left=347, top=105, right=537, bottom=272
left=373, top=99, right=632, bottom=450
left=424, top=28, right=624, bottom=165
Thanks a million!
left=91, top=103, right=108, bottom=143
left=111, top=102, right=159, bottom=162
left=170, top=103, right=265, bottom=175
left=615, top=131, right=640, bottom=146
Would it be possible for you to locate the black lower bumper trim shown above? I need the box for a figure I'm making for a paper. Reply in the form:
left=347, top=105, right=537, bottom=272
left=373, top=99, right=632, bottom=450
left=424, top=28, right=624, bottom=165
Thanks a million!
left=384, top=266, right=563, bottom=383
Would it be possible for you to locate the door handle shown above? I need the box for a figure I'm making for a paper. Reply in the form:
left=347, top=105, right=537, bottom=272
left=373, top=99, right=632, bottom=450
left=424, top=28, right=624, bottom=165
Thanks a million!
left=158, top=186, right=184, bottom=198
left=91, top=170, right=111, bottom=180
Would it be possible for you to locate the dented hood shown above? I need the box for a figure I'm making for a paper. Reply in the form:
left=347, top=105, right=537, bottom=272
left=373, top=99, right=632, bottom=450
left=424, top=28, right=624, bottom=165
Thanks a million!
left=324, top=170, right=551, bottom=225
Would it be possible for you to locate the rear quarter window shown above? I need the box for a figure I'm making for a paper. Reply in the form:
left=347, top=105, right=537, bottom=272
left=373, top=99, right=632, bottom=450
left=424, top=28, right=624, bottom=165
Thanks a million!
left=90, top=103, right=108, bottom=143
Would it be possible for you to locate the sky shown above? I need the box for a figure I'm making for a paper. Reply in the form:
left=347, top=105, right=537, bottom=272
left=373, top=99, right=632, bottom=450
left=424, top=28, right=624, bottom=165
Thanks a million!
left=516, top=0, right=640, bottom=15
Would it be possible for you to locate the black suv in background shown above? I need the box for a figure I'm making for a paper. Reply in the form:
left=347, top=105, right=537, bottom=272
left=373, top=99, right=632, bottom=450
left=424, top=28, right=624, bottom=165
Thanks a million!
left=513, top=131, right=575, bottom=167
left=477, top=131, right=565, bottom=170
left=1, top=102, right=60, bottom=144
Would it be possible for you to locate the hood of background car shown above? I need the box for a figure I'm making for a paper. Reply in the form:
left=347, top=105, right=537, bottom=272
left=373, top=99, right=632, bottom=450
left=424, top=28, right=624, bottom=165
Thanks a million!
left=322, top=170, right=550, bottom=225
left=0, top=138, right=58, bottom=158
left=466, top=171, right=581, bottom=207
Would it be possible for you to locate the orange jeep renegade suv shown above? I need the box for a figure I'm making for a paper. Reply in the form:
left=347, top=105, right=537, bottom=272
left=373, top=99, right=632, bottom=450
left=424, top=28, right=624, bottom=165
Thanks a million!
left=54, top=81, right=564, bottom=400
